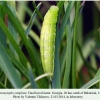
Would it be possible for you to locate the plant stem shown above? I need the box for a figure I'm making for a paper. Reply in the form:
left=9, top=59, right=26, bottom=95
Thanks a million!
left=72, top=1, right=80, bottom=88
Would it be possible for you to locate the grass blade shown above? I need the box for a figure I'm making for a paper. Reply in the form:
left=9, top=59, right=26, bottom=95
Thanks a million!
left=57, top=1, right=64, bottom=23
left=52, top=1, right=65, bottom=89
left=81, top=60, right=100, bottom=89
left=7, top=1, right=19, bottom=56
left=28, top=63, right=37, bottom=88
left=81, top=75, right=100, bottom=89
left=77, top=40, right=96, bottom=72
left=32, top=1, right=43, bottom=21
left=62, top=19, right=72, bottom=88
left=52, top=49, right=61, bottom=88
left=0, top=42, right=22, bottom=88
left=58, top=1, right=74, bottom=45
left=7, top=49, right=29, bottom=80
left=0, top=2, right=6, bottom=47
left=77, top=42, right=97, bottom=74
left=27, top=37, right=42, bottom=75
left=25, top=2, right=41, bottom=36
left=72, top=1, right=80, bottom=88
left=27, top=37, right=49, bottom=88
left=95, top=69, right=100, bottom=88
left=22, top=23, right=40, bottom=46
left=17, top=1, right=29, bottom=22
left=0, top=18, right=28, bottom=68
left=60, top=42, right=67, bottom=77
left=2, top=4, right=40, bottom=75
left=0, top=82, right=7, bottom=88
left=0, top=72, right=5, bottom=82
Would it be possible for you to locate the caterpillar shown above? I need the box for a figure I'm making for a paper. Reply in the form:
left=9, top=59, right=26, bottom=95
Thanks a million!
left=40, top=6, right=59, bottom=80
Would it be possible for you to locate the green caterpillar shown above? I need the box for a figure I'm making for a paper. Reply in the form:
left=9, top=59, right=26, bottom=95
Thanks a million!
left=40, top=6, right=59, bottom=79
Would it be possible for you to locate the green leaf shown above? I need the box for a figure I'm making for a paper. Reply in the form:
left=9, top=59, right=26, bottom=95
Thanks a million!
left=27, top=37, right=42, bottom=74
left=17, top=1, right=30, bottom=22
left=0, top=42, right=22, bottom=88
left=81, top=76, right=98, bottom=89
left=51, top=2, right=65, bottom=89
left=0, top=18, right=28, bottom=68
left=0, top=3, right=6, bottom=47
left=0, top=72, right=5, bottom=82
left=2, top=4, right=41, bottom=75
left=32, top=1, right=43, bottom=21
left=60, top=41, right=67, bottom=77
left=77, top=43, right=96, bottom=74
left=81, top=75, right=100, bottom=89
left=58, top=1, right=74, bottom=45
left=62, top=19, right=72, bottom=88
left=7, top=49, right=29, bottom=80
left=95, top=68, right=100, bottom=88
left=28, top=63, right=37, bottom=88
left=7, top=1, right=19, bottom=58
left=25, top=2, right=41, bottom=36
left=22, top=23, right=40, bottom=46
left=72, top=1, right=80, bottom=88
left=52, top=2, right=74, bottom=88
left=0, top=82, right=7, bottom=88
left=28, top=37, right=48, bottom=88
left=57, top=1, right=64, bottom=22
left=81, top=68, right=100, bottom=89
left=77, top=40, right=96, bottom=72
